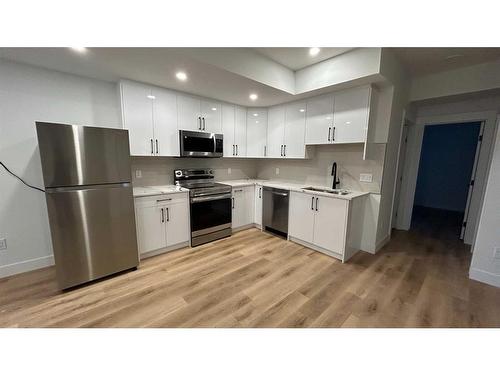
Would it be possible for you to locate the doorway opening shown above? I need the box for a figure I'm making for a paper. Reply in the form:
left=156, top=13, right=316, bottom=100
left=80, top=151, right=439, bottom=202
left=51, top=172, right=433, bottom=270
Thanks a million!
left=411, top=121, right=483, bottom=241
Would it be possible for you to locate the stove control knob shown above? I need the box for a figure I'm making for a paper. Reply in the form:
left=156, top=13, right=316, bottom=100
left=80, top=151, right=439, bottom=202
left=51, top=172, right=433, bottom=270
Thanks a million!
left=175, top=171, right=182, bottom=177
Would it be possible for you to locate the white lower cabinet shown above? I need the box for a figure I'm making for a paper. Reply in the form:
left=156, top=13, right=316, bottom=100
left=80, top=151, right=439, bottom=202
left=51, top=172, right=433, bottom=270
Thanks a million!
left=134, top=193, right=190, bottom=258
left=289, top=191, right=350, bottom=260
left=232, top=186, right=254, bottom=229
left=254, top=185, right=263, bottom=227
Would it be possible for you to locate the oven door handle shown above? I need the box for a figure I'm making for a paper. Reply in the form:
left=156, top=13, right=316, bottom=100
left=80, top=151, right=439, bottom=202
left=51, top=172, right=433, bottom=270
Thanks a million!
left=191, top=193, right=232, bottom=203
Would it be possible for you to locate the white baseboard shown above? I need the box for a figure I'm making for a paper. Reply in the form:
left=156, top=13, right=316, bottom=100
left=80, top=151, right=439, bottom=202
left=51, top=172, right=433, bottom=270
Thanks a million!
left=375, top=235, right=391, bottom=253
left=469, top=268, right=500, bottom=288
left=0, top=255, right=54, bottom=278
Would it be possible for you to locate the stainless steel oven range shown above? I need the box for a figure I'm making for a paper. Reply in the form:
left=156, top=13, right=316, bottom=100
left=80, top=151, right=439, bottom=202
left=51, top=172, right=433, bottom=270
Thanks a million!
left=174, top=168, right=232, bottom=246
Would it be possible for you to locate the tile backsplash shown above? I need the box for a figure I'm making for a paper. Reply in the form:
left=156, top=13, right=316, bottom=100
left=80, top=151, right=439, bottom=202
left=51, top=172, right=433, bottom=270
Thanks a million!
left=131, top=143, right=385, bottom=193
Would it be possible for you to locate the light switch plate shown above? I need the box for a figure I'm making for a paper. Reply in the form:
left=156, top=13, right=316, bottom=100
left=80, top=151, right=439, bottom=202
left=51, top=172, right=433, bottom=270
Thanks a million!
left=135, top=170, right=142, bottom=179
left=360, top=173, right=373, bottom=183
left=228, top=168, right=232, bottom=175
left=0, top=238, right=7, bottom=250
left=275, top=168, right=280, bottom=175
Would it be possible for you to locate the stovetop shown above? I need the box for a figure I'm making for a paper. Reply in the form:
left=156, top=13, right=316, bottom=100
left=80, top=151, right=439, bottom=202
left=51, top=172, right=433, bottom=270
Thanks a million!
left=174, top=169, right=232, bottom=197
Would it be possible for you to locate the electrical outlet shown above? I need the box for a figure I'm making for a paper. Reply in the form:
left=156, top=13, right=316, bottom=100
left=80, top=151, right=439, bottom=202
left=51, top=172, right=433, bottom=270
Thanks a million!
left=228, top=168, right=232, bottom=175
left=493, top=247, right=500, bottom=259
left=360, top=173, right=373, bottom=183
left=275, top=167, right=280, bottom=175
left=0, top=238, right=7, bottom=251
left=135, top=170, right=142, bottom=179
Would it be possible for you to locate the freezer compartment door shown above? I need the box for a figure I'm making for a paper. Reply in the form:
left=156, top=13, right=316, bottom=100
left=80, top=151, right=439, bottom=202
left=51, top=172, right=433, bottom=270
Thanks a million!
left=36, top=122, right=132, bottom=187
left=45, top=183, right=139, bottom=289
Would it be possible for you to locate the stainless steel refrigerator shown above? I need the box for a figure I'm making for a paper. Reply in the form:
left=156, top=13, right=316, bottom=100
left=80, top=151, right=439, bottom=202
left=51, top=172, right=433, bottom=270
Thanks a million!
left=36, top=122, right=139, bottom=290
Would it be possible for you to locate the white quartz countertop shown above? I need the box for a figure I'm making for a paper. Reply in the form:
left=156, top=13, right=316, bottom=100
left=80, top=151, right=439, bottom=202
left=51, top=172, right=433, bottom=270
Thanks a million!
left=133, top=185, right=188, bottom=197
left=219, top=179, right=370, bottom=200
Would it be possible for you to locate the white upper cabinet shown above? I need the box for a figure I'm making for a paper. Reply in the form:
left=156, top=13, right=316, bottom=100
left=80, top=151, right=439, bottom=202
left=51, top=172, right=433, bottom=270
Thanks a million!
left=305, top=94, right=334, bottom=145
left=266, top=105, right=285, bottom=158
left=120, top=81, right=155, bottom=156
left=201, top=99, right=222, bottom=133
left=284, top=101, right=307, bottom=158
left=234, top=106, right=247, bottom=157
left=332, top=86, right=371, bottom=144
left=221, top=104, right=236, bottom=157
left=177, top=93, right=202, bottom=131
left=151, top=87, right=179, bottom=157
left=305, top=86, right=373, bottom=146
left=246, top=108, right=268, bottom=157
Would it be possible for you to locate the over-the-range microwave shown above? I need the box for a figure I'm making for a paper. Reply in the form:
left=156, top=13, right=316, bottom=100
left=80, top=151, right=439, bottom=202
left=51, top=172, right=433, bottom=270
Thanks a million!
left=179, top=130, right=223, bottom=158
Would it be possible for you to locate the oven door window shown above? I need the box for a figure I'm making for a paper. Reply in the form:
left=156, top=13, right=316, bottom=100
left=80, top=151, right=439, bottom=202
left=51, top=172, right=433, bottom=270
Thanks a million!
left=191, top=198, right=231, bottom=232
left=183, top=134, right=214, bottom=153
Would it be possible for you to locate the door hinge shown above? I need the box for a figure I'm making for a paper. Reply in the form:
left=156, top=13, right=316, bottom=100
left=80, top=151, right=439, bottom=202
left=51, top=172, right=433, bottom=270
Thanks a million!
left=404, top=136, right=408, bottom=143
left=478, top=135, right=483, bottom=141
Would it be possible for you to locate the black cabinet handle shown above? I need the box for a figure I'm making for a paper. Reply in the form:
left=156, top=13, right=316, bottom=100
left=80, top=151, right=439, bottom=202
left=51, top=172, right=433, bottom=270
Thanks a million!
left=236, top=144, right=238, bottom=155
left=311, top=196, right=314, bottom=210
left=284, top=145, right=286, bottom=156
left=232, top=144, right=235, bottom=156
left=161, top=208, right=164, bottom=223
left=315, top=197, right=319, bottom=211
left=332, top=127, right=336, bottom=142
left=259, top=187, right=262, bottom=198
left=264, top=145, right=267, bottom=156
left=166, top=207, right=169, bottom=222
left=280, top=145, right=283, bottom=156
left=150, top=139, right=153, bottom=154
left=202, top=117, right=206, bottom=130
left=198, top=117, right=202, bottom=130
left=328, top=127, right=331, bottom=142
left=156, top=139, right=159, bottom=154
left=232, top=197, right=235, bottom=209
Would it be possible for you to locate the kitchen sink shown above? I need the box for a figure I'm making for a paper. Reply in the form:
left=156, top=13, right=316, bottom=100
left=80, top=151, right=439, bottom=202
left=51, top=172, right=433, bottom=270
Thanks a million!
left=301, top=187, right=350, bottom=195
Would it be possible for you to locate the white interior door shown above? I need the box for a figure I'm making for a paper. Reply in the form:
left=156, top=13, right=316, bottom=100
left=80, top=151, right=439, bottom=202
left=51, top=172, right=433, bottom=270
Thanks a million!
left=313, top=196, right=347, bottom=254
left=165, top=201, right=190, bottom=247
left=305, top=94, right=334, bottom=145
left=177, top=94, right=201, bottom=131
left=246, top=109, right=268, bottom=157
left=135, top=205, right=167, bottom=254
left=267, top=105, right=285, bottom=158
left=284, top=101, right=307, bottom=158
left=289, top=191, right=315, bottom=243
left=221, top=103, right=235, bottom=157
left=462, top=122, right=485, bottom=243
left=333, top=86, right=370, bottom=144
left=234, top=106, right=247, bottom=157
left=152, top=87, right=179, bottom=157
left=393, top=125, right=409, bottom=227
left=120, top=81, right=154, bottom=156
left=201, top=99, right=222, bottom=133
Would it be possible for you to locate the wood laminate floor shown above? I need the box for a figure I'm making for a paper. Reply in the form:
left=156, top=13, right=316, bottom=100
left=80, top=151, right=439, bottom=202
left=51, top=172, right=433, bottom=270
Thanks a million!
left=1, top=220, right=500, bottom=327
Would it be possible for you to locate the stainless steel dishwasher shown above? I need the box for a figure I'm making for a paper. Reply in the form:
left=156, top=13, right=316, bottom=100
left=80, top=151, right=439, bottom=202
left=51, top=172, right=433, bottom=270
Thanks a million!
left=262, top=186, right=289, bottom=238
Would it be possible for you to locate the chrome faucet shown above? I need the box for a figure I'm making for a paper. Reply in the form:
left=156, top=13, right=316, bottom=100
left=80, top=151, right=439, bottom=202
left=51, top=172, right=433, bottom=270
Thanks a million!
left=331, top=162, right=340, bottom=189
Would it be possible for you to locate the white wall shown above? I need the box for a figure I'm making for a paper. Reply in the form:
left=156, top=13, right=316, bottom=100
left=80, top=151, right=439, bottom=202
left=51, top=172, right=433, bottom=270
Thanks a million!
left=410, top=60, right=500, bottom=101
left=0, top=59, right=121, bottom=277
left=470, top=117, right=500, bottom=287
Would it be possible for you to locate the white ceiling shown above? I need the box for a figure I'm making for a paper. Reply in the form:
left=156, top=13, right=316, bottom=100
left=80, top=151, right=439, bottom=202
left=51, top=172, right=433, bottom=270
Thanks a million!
left=254, top=47, right=353, bottom=70
left=392, top=47, right=500, bottom=76
left=0, top=48, right=296, bottom=107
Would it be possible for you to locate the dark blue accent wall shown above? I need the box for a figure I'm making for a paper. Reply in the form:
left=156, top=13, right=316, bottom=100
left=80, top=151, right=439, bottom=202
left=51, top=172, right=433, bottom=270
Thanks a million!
left=414, top=122, right=481, bottom=212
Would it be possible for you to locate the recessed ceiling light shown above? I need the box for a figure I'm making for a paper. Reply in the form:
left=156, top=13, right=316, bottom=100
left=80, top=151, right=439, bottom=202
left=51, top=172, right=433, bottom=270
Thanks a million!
left=256, top=121, right=259, bottom=124
left=211, top=107, right=217, bottom=111
left=249, top=93, right=258, bottom=101
left=253, top=113, right=258, bottom=117
left=299, top=109, right=305, bottom=112
left=146, top=95, right=156, bottom=100
left=176, top=71, right=187, bottom=81
left=309, top=47, right=320, bottom=56
left=70, top=47, right=87, bottom=53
